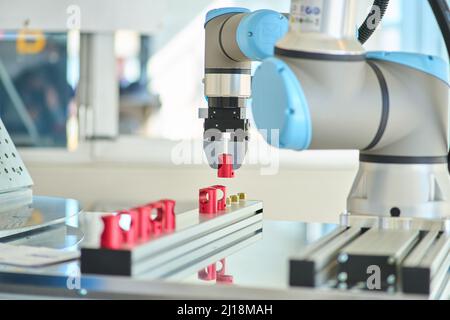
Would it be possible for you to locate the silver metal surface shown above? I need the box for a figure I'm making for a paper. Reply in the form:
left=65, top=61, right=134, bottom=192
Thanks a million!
left=341, top=229, right=419, bottom=260
left=278, top=0, right=364, bottom=55
left=0, top=272, right=424, bottom=300
left=144, top=223, right=262, bottom=279
left=403, top=231, right=442, bottom=267
left=0, top=197, right=440, bottom=300
left=348, top=162, right=450, bottom=219
left=290, top=227, right=361, bottom=287
left=402, top=232, right=450, bottom=298
left=342, top=213, right=449, bottom=231
left=3, top=225, right=84, bottom=250
left=305, top=227, right=361, bottom=272
left=81, top=201, right=263, bottom=278
left=0, top=217, right=434, bottom=300
left=204, top=74, right=251, bottom=98
left=0, top=196, right=81, bottom=239
left=132, top=213, right=263, bottom=277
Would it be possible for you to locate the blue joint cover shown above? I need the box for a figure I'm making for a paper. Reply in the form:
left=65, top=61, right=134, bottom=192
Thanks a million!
left=205, top=7, right=250, bottom=27
left=251, top=58, right=312, bottom=151
left=236, top=9, right=289, bottom=61
left=367, top=51, right=450, bottom=84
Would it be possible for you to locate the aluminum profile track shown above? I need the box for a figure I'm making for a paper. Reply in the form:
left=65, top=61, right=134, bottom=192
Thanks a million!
left=81, top=200, right=263, bottom=278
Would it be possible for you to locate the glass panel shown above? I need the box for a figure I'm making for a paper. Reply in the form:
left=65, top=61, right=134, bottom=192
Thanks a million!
left=0, top=31, right=79, bottom=148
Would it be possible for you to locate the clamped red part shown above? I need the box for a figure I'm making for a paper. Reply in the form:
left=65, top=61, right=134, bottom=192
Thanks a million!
left=218, top=154, right=235, bottom=178
left=199, top=185, right=226, bottom=214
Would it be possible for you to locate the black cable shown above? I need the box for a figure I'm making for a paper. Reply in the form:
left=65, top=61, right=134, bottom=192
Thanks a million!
left=428, top=0, right=450, bottom=171
left=429, top=0, right=450, bottom=54
left=358, top=0, right=390, bottom=44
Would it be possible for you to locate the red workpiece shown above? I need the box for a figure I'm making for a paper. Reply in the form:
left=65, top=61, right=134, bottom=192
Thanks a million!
left=100, top=214, right=123, bottom=249
left=100, top=199, right=177, bottom=249
left=199, top=185, right=227, bottom=214
left=218, top=154, right=235, bottom=178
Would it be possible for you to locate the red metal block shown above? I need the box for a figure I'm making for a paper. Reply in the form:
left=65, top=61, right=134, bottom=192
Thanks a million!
left=199, top=187, right=218, bottom=214
left=216, top=259, right=234, bottom=284
left=136, top=205, right=152, bottom=241
left=100, top=214, right=123, bottom=249
left=217, top=274, right=234, bottom=284
left=119, top=210, right=138, bottom=246
left=160, top=199, right=176, bottom=231
left=101, top=199, right=177, bottom=249
left=199, top=185, right=228, bottom=214
left=218, top=154, right=235, bottom=178
left=211, top=185, right=226, bottom=211
left=198, top=263, right=217, bottom=281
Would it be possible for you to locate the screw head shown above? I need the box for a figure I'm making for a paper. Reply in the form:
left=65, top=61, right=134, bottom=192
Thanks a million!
left=387, top=274, right=396, bottom=285
left=78, top=288, right=88, bottom=296
left=338, top=283, right=348, bottom=290
left=338, top=272, right=348, bottom=282
left=338, top=254, right=349, bottom=264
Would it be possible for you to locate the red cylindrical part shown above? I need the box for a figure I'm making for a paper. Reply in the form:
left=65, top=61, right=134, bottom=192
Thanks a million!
left=148, top=202, right=164, bottom=236
left=212, top=185, right=226, bottom=211
left=100, top=214, right=123, bottom=250
left=199, top=188, right=217, bottom=214
left=161, top=199, right=176, bottom=231
left=119, top=210, right=138, bottom=246
left=218, top=154, right=235, bottom=178
left=137, top=205, right=152, bottom=241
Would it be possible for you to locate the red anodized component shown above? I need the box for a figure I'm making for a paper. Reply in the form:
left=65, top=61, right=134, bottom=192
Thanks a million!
left=199, top=185, right=227, bottom=214
left=100, top=214, right=123, bottom=249
left=198, top=263, right=217, bottom=281
left=211, top=185, right=226, bottom=211
left=100, top=199, right=177, bottom=249
left=118, top=210, right=138, bottom=246
left=218, top=154, right=235, bottom=178
left=199, top=187, right=218, bottom=214
left=136, top=205, right=152, bottom=241
left=198, top=259, right=234, bottom=284
left=148, top=201, right=164, bottom=236
left=160, top=199, right=176, bottom=231
left=216, top=259, right=234, bottom=284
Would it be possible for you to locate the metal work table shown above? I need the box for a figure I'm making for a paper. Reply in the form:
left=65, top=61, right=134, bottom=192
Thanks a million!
left=0, top=197, right=431, bottom=299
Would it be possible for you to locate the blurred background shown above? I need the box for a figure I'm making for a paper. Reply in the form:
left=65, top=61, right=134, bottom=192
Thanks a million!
left=0, top=0, right=448, bottom=222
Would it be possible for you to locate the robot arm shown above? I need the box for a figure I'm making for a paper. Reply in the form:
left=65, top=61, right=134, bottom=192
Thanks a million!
left=201, top=0, right=450, bottom=219
left=200, top=8, right=289, bottom=176
left=199, top=1, right=389, bottom=177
